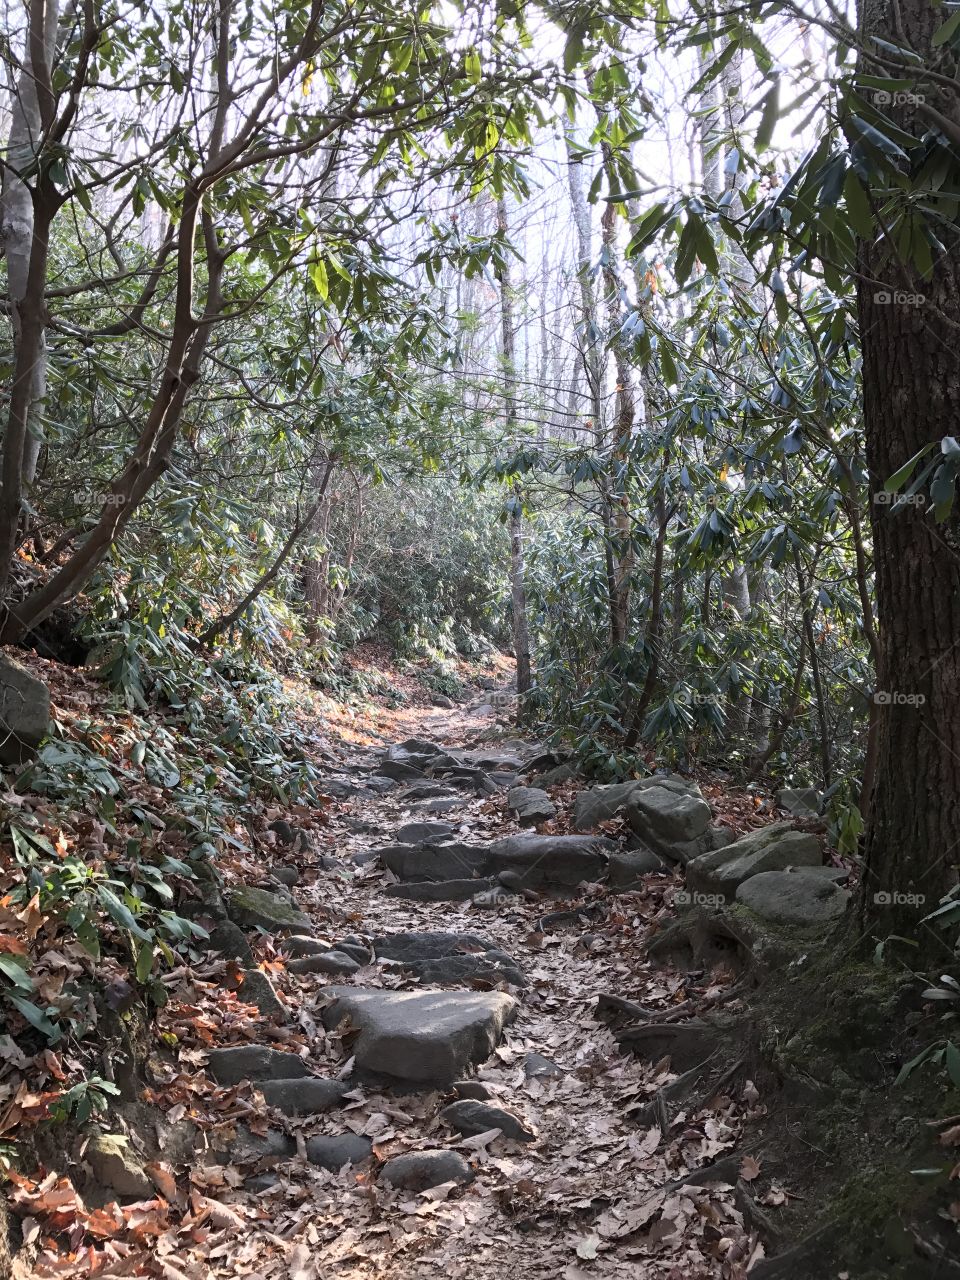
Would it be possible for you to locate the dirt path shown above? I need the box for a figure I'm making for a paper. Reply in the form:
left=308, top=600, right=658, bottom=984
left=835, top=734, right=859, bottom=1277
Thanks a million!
left=135, top=702, right=764, bottom=1278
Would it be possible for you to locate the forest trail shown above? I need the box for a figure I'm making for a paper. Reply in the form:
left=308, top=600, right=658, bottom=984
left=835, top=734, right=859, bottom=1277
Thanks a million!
left=157, top=692, right=764, bottom=1280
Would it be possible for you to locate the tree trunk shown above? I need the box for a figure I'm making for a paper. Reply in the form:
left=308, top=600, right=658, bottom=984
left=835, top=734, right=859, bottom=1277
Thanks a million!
left=496, top=196, right=531, bottom=699
left=857, top=0, right=960, bottom=928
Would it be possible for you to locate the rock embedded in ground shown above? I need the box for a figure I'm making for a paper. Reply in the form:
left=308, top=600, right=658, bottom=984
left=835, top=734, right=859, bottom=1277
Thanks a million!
left=206, top=1045, right=310, bottom=1085
left=305, top=1134, right=373, bottom=1170
left=208, top=920, right=254, bottom=965
left=735, top=869, right=850, bottom=926
left=228, top=1127, right=296, bottom=1163
left=282, top=934, right=333, bottom=957
left=236, top=969, right=285, bottom=1018
left=287, top=950, right=360, bottom=976
left=375, top=759, right=426, bottom=782
left=378, top=840, right=489, bottom=882
left=507, top=785, right=556, bottom=826
left=608, top=848, right=669, bottom=888
left=409, top=796, right=462, bottom=814
left=452, top=1079, right=493, bottom=1100
left=524, top=1052, right=563, bottom=1079
left=372, top=930, right=499, bottom=961
left=331, top=940, right=373, bottom=964
left=625, top=784, right=713, bottom=861
left=440, top=1100, right=536, bottom=1142
left=385, top=877, right=498, bottom=902
left=400, top=953, right=526, bottom=987
left=686, top=822, right=821, bottom=897
left=487, top=833, right=612, bottom=888
left=85, top=1134, right=153, bottom=1200
left=381, top=1149, right=474, bottom=1191
left=536, top=762, right=578, bottom=786
left=226, top=885, right=311, bottom=934
left=395, top=820, right=456, bottom=845
left=0, top=655, right=50, bottom=766
left=270, top=865, right=300, bottom=887
left=364, top=776, right=397, bottom=795
left=402, top=781, right=460, bottom=801
left=430, top=693, right=455, bottom=708
left=258, top=1077, right=346, bottom=1115
left=321, top=986, right=517, bottom=1084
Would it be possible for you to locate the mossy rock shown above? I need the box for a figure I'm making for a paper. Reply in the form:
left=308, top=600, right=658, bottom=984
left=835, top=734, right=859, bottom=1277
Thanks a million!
left=226, top=885, right=311, bottom=934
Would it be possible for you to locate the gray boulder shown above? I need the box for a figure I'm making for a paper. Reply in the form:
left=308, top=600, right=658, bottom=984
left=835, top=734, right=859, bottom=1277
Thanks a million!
left=506, top=786, right=556, bottom=827
left=378, top=841, right=489, bottom=882
left=282, top=934, right=333, bottom=957
left=306, top=1134, right=372, bottom=1170
left=321, top=986, right=517, bottom=1084
left=686, top=822, right=821, bottom=897
left=381, top=1149, right=473, bottom=1191
left=206, top=1046, right=310, bottom=1085
left=736, top=869, right=850, bottom=926
left=226, top=885, right=311, bottom=934
left=625, top=783, right=712, bottom=855
left=452, top=1080, right=493, bottom=1100
left=776, top=787, right=823, bottom=818
left=395, top=820, right=456, bottom=844
left=487, top=834, right=611, bottom=888
left=440, top=1100, right=535, bottom=1142
left=208, top=920, right=254, bottom=966
left=258, top=1078, right=346, bottom=1115
left=0, top=655, right=50, bottom=766
left=608, top=848, right=669, bottom=888
left=573, top=781, right=644, bottom=831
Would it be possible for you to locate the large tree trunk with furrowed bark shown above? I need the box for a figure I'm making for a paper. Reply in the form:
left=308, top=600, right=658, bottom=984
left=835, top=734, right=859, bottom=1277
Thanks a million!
left=857, top=0, right=960, bottom=931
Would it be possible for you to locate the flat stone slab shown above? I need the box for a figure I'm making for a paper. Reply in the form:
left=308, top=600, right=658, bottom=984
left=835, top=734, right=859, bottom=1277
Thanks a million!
left=378, top=841, right=489, bottom=882
left=321, top=986, right=517, bottom=1084
left=207, top=1046, right=311, bottom=1085
left=736, top=870, right=850, bottom=926
left=487, top=834, right=611, bottom=888
left=385, top=878, right=497, bottom=902
left=288, top=951, right=360, bottom=976
left=396, top=820, right=456, bottom=844
left=686, top=822, right=821, bottom=898
left=373, top=930, right=524, bottom=985
left=258, top=1078, right=346, bottom=1115
left=507, top=786, right=556, bottom=826
left=574, top=775, right=700, bottom=831
left=372, top=930, right=499, bottom=961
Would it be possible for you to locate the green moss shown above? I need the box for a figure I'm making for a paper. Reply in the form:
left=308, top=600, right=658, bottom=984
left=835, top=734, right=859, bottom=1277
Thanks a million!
left=226, top=885, right=310, bottom=933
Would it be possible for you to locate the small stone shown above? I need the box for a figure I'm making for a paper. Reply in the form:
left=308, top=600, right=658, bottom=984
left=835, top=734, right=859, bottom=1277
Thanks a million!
left=287, top=950, right=360, bottom=976
left=282, top=935, right=333, bottom=957
left=440, top=1100, right=535, bottom=1142
left=609, top=848, right=668, bottom=888
left=85, top=1135, right=153, bottom=1199
left=305, top=1134, right=373, bottom=1170
left=245, top=1171, right=280, bottom=1192
left=506, top=786, right=557, bottom=827
left=208, top=920, right=253, bottom=966
left=207, top=1046, right=310, bottom=1085
left=430, top=693, right=455, bottom=708
left=381, top=1150, right=473, bottom=1191
left=236, top=969, right=285, bottom=1019
left=331, top=941, right=373, bottom=965
left=229, top=1127, right=295, bottom=1162
left=268, top=820, right=295, bottom=844
left=524, top=1053, right=562, bottom=1079
left=258, top=1078, right=346, bottom=1115
left=452, top=1080, right=493, bottom=1101
left=270, top=866, right=300, bottom=887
